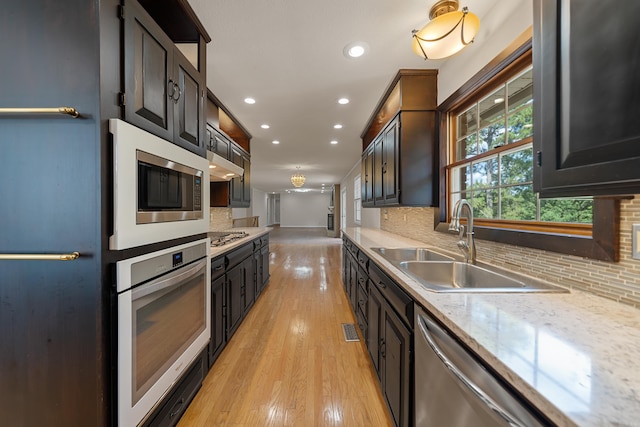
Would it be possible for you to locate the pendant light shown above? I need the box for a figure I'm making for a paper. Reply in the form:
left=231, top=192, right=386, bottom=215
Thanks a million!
left=291, top=166, right=306, bottom=188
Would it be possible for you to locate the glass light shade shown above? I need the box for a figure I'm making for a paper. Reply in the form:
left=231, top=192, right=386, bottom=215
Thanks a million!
left=412, top=10, right=480, bottom=59
left=291, top=172, right=305, bottom=188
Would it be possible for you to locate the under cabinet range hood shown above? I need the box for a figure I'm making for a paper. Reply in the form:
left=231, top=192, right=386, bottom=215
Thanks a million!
left=207, top=151, right=244, bottom=181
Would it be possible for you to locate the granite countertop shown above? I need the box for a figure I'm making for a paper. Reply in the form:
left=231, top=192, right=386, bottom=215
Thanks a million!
left=343, top=227, right=640, bottom=427
left=208, top=227, right=272, bottom=258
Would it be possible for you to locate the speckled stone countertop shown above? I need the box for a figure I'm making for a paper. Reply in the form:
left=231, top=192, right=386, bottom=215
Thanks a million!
left=208, top=227, right=272, bottom=258
left=343, top=227, right=640, bottom=427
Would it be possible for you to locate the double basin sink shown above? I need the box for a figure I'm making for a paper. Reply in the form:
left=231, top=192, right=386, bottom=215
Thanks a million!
left=371, top=247, right=568, bottom=293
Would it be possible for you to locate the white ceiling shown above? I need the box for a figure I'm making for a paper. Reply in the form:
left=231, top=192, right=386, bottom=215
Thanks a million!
left=187, top=0, right=501, bottom=193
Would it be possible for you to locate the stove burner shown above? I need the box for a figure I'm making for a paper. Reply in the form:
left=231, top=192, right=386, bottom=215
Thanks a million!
left=209, top=231, right=249, bottom=247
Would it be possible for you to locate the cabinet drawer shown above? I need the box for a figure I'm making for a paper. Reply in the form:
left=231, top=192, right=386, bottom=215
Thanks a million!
left=211, top=255, right=225, bottom=280
left=142, top=350, right=205, bottom=427
left=369, top=262, right=413, bottom=328
left=225, top=242, right=253, bottom=268
left=357, top=251, right=369, bottom=271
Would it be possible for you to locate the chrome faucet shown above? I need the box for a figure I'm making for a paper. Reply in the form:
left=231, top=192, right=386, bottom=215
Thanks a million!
left=448, top=199, right=476, bottom=264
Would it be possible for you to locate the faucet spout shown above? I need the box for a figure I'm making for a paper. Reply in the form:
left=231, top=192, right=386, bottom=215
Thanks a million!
left=449, top=199, right=476, bottom=264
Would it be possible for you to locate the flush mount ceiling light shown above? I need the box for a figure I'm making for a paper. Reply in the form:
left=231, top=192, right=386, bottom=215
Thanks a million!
left=291, top=166, right=306, bottom=188
left=411, top=0, right=480, bottom=60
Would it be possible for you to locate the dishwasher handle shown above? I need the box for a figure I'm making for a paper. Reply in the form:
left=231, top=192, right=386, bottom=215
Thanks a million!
left=417, top=314, right=525, bottom=427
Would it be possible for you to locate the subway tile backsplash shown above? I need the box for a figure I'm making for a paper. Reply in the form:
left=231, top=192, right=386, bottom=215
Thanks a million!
left=379, top=196, right=640, bottom=310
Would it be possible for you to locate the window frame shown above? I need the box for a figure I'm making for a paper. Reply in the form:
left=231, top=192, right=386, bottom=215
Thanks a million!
left=354, top=174, right=362, bottom=225
left=434, top=31, right=621, bottom=262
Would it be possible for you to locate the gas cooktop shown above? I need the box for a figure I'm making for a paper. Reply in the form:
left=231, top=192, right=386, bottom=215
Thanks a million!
left=208, top=231, right=249, bottom=247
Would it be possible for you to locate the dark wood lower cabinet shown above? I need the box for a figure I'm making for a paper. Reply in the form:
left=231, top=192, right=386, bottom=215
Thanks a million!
left=211, top=237, right=270, bottom=366
left=381, top=301, right=411, bottom=427
left=142, top=348, right=207, bottom=427
left=343, top=237, right=412, bottom=427
left=226, top=261, right=245, bottom=339
left=209, top=274, right=226, bottom=367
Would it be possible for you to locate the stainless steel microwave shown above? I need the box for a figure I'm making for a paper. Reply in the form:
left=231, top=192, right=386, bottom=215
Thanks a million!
left=109, top=119, right=209, bottom=250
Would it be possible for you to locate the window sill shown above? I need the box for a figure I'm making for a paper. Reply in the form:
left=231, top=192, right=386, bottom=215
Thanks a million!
left=434, top=198, right=620, bottom=262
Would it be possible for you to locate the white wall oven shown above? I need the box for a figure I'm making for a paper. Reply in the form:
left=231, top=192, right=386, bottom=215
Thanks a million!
left=109, top=119, right=210, bottom=250
left=116, top=238, right=211, bottom=427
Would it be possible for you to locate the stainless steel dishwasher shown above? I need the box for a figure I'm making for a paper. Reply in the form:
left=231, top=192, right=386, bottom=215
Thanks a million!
left=415, top=307, right=549, bottom=427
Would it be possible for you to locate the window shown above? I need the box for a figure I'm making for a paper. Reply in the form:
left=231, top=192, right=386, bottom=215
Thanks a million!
left=354, top=175, right=362, bottom=224
left=448, top=64, right=592, bottom=235
left=436, top=34, right=619, bottom=261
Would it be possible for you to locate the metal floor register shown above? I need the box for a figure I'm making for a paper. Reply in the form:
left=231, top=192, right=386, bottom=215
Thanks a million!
left=341, top=323, right=360, bottom=342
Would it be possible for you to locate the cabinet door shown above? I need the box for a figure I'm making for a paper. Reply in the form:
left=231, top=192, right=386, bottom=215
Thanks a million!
left=209, top=275, right=226, bottom=366
left=226, top=264, right=244, bottom=338
left=367, top=285, right=384, bottom=379
left=174, top=52, right=205, bottom=157
left=243, top=255, right=255, bottom=313
left=214, top=134, right=230, bottom=159
left=261, top=245, right=270, bottom=290
left=342, top=245, right=349, bottom=291
left=348, top=252, right=359, bottom=311
left=123, top=0, right=173, bottom=142
left=373, top=136, right=384, bottom=204
left=533, top=0, right=640, bottom=196
left=381, top=304, right=411, bottom=427
left=229, top=147, right=244, bottom=205
left=383, top=117, right=399, bottom=204
left=362, top=145, right=375, bottom=206
left=254, top=250, right=263, bottom=297
left=242, top=156, right=251, bottom=207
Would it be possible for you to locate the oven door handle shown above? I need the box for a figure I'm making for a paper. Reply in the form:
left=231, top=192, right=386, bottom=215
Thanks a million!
left=132, top=257, right=207, bottom=300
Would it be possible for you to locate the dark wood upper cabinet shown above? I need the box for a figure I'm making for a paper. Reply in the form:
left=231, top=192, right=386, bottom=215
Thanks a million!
left=533, top=0, right=640, bottom=196
left=361, top=70, right=438, bottom=207
left=362, top=144, right=375, bottom=207
left=124, top=0, right=206, bottom=157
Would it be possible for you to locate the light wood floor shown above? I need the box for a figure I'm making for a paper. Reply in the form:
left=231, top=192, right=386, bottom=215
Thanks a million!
left=178, top=227, right=393, bottom=426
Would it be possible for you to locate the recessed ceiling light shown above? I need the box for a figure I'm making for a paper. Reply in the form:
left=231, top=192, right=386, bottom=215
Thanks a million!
left=333, top=124, right=343, bottom=129
left=244, top=97, right=256, bottom=104
left=343, top=42, right=369, bottom=58
left=272, top=140, right=280, bottom=145
left=330, top=140, right=338, bottom=145
left=338, top=98, right=349, bottom=105
left=209, top=165, right=216, bottom=169
left=494, top=97, right=505, bottom=104
left=261, top=124, right=270, bottom=129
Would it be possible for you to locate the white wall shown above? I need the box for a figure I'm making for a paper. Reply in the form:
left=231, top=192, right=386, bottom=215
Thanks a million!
left=340, top=160, right=381, bottom=229
left=280, top=192, right=331, bottom=227
left=438, top=0, right=533, bottom=104
left=251, top=187, right=268, bottom=227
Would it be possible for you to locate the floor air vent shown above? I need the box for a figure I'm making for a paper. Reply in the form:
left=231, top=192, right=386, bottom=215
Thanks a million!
left=342, top=323, right=360, bottom=342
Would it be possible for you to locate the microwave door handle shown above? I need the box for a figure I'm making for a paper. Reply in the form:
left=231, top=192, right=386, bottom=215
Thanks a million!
left=417, top=315, right=525, bottom=427
left=132, top=258, right=207, bottom=300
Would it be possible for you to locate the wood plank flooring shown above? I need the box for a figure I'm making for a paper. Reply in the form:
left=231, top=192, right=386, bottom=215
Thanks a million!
left=178, top=227, right=393, bottom=426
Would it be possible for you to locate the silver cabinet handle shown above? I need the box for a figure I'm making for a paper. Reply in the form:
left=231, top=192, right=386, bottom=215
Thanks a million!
left=417, top=315, right=525, bottom=427
left=0, top=252, right=80, bottom=261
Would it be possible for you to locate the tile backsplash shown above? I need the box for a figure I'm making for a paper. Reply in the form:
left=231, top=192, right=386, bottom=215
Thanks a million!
left=209, top=207, right=233, bottom=231
left=379, top=196, right=640, bottom=310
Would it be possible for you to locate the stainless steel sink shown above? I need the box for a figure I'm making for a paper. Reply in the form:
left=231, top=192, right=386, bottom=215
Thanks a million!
left=371, top=247, right=455, bottom=262
left=398, top=261, right=568, bottom=293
